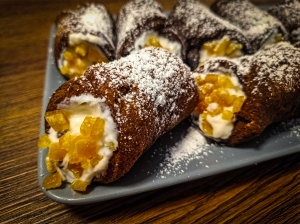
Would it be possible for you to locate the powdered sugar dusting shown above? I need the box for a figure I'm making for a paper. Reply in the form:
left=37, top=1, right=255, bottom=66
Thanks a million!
left=153, top=116, right=300, bottom=179
left=157, top=127, right=210, bottom=177
left=86, top=47, right=196, bottom=136
left=244, top=42, right=300, bottom=95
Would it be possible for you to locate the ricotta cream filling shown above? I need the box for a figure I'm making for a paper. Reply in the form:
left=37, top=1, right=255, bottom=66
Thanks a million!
left=134, top=31, right=182, bottom=57
left=48, top=94, right=118, bottom=183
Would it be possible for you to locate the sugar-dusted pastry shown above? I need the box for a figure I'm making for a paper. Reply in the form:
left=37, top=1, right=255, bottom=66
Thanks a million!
left=268, top=0, right=300, bottom=43
left=211, top=0, right=289, bottom=52
left=115, top=0, right=185, bottom=60
left=192, top=42, right=300, bottom=145
left=167, top=0, right=252, bottom=70
left=54, top=3, right=115, bottom=79
left=38, top=47, right=198, bottom=191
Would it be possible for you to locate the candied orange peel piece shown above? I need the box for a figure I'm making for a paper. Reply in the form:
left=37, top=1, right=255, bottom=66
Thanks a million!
left=48, top=142, right=67, bottom=162
left=42, top=172, right=62, bottom=189
left=80, top=116, right=105, bottom=139
left=45, top=110, right=69, bottom=132
left=145, top=36, right=162, bottom=48
left=38, top=134, right=51, bottom=149
left=70, top=180, right=90, bottom=192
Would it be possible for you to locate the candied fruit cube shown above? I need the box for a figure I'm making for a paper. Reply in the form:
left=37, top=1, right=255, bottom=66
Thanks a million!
left=80, top=116, right=105, bottom=140
left=42, top=172, right=62, bottom=189
left=210, top=90, right=222, bottom=104
left=60, top=66, right=69, bottom=75
left=214, top=37, right=230, bottom=55
left=201, top=118, right=213, bottom=136
left=75, top=58, right=87, bottom=69
left=200, top=83, right=214, bottom=95
left=75, top=43, right=87, bottom=57
left=217, top=76, right=234, bottom=88
left=195, top=76, right=205, bottom=86
left=45, top=110, right=69, bottom=132
left=59, top=132, right=74, bottom=151
left=70, top=180, right=90, bottom=192
left=226, top=43, right=242, bottom=55
left=46, top=157, right=57, bottom=173
left=90, top=154, right=103, bottom=167
left=63, top=50, right=73, bottom=60
left=202, top=41, right=216, bottom=54
left=91, top=118, right=105, bottom=139
left=38, top=134, right=51, bottom=149
left=80, top=116, right=95, bottom=137
left=75, top=138, right=98, bottom=159
left=68, top=162, right=83, bottom=178
left=222, top=110, right=234, bottom=121
left=223, top=94, right=237, bottom=107
left=81, top=159, right=90, bottom=169
left=204, top=74, right=219, bottom=84
left=48, top=142, right=67, bottom=162
left=216, top=89, right=230, bottom=107
left=232, top=96, right=245, bottom=113
left=147, top=36, right=161, bottom=48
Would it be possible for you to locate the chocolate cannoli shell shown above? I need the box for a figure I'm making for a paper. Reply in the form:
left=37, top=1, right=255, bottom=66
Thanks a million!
left=115, top=0, right=186, bottom=60
left=294, top=41, right=300, bottom=48
left=195, top=42, right=300, bottom=145
left=46, top=47, right=198, bottom=183
left=268, top=0, right=300, bottom=43
left=167, top=0, right=253, bottom=70
left=54, top=3, right=115, bottom=74
left=211, top=0, right=289, bottom=52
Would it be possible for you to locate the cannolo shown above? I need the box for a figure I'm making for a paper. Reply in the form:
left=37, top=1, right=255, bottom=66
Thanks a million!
left=115, top=0, right=185, bottom=60
left=211, top=0, right=289, bottom=52
left=167, top=0, right=252, bottom=70
left=192, top=42, right=300, bottom=145
left=38, top=47, right=198, bottom=191
left=268, top=0, right=300, bottom=43
left=54, top=3, right=115, bottom=79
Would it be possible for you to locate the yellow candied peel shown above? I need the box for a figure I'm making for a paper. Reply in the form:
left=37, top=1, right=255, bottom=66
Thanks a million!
left=60, top=42, right=109, bottom=79
left=39, top=110, right=109, bottom=191
left=42, top=172, right=62, bottom=189
left=194, top=74, right=245, bottom=137
left=144, top=36, right=162, bottom=48
left=38, top=134, right=51, bottom=149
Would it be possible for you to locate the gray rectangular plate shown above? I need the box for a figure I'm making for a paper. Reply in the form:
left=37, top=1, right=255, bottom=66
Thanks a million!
left=38, top=25, right=300, bottom=205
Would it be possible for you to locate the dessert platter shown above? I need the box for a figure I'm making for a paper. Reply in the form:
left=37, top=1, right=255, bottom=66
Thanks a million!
left=38, top=0, right=300, bottom=204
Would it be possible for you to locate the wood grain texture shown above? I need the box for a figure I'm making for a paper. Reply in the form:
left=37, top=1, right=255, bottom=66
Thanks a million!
left=0, top=0, right=299, bottom=223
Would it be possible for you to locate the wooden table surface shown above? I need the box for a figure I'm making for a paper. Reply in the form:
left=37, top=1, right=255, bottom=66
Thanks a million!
left=1, top=0, right=299, bottom=223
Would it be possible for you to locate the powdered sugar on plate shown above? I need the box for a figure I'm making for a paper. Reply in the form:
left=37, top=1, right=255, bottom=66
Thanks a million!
left=154, top=117, right=300, bottom=179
